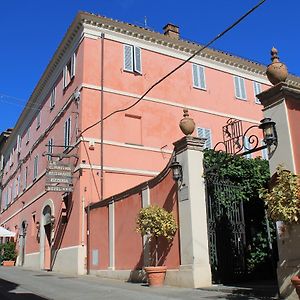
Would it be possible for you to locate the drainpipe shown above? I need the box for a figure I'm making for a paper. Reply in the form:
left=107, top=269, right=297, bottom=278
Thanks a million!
left=100, top=32, right=105, bottom=202
left=86, top=202, right=90, bottom=275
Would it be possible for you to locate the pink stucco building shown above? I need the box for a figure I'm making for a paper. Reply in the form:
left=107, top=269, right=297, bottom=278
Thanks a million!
left=1, top=12, right=300, bottom=278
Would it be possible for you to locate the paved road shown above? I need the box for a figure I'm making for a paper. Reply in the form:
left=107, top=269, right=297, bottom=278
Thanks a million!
left=0, top=267, right=276, bottom=300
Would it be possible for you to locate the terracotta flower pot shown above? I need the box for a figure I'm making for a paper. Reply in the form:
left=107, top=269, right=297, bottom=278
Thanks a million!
left=144, top=266, right=167, bottom=287
left=291, top=275, right=300, bottom=299
left=2, top=260, right=15, bottom=267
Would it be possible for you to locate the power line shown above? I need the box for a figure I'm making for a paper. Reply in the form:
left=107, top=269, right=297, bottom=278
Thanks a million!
left=80, top=0, right=266, bottom=136
left=0, top=93, right=42, bottom=112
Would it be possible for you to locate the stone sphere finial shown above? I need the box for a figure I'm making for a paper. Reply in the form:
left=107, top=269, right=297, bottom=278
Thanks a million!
left=179, top=108, right=195, bottom=136
left=266, top=47, right=288, bottom=85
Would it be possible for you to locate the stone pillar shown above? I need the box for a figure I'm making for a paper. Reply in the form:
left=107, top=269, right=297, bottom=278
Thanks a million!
left=257, top=83, right=300, bottom=175
left=168, top=135, right=211, bottom=288
left=258, top=82, right=300, bottom=300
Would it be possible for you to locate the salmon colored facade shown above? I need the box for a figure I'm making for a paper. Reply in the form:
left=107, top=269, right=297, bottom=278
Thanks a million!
left=1, top=12, right=299, bottom=277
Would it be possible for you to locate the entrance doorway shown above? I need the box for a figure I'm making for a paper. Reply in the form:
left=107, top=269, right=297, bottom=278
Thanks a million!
left=42, top=205, right=53, bottom=270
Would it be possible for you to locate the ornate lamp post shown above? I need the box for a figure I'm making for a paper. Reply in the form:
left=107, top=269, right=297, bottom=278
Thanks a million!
left=259, top=118, right=277, bottom=146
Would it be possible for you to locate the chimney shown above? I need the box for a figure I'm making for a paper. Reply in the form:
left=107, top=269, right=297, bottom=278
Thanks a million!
left=163, top=23, right=180, bottom=39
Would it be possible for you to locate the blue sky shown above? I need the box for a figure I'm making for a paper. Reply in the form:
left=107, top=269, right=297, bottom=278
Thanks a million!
left=0, top=0, right=299, bottom=132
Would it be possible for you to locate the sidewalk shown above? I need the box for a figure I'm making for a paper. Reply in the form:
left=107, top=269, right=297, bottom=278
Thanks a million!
left=0, top=267, right=279, bottom=300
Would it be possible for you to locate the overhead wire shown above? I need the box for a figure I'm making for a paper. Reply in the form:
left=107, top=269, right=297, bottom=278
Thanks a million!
left=80, top=0, right=267, bottom=136
left=0, top=93, right=42, bottom=112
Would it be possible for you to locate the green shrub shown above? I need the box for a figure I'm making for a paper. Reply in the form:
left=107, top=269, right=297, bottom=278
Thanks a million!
left=0, top=242, right=17, bottom=262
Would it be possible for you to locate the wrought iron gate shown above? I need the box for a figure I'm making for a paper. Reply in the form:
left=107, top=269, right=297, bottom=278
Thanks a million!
left=205, top=171, right=246, bottom=283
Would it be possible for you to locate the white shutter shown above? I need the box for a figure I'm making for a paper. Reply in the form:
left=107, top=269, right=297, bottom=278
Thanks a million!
left=50, top=88, right=56, bottom=109
left=24, top=166, right=28, bottom=190
left=240, top=78, right=246, bottom=100
left=26, top=128, right=30, bottom=143
left=63, top=65, right=67, bottom=88
left=234, top=76, right=247, bottom=100
left=198, top=66, right=206, bottom=89
left=64, top=120, right=66, bottom=148
left=33, top=155, right=38, bottom=179
left=204, top=128, right=212, bottom=149
left=134, top=46, right=142, bottom=74
left=197, top=127, right=212, bottom=149
left=243, top=136, right=252, bottom=158
left=234, top=76, right=241, bottom=99
left=192, top=64, right=200, bottom=88
left=17, top=175, right=21, bottom=195
left=254, top=82, right=262, bottom=104
left=124, top=45, right=133, bottom=72
left=16, top=135, right=21, bottom=153
left=71, top=53, right=76, bottom=78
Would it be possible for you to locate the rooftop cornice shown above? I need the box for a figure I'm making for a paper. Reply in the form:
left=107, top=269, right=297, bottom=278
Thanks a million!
left=79, top=11, right=300, bottom=87
left=5, top=11, right=300, bottom=151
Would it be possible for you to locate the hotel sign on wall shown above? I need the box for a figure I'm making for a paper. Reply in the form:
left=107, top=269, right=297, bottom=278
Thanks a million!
left=45, top=162, right=74, bottom=192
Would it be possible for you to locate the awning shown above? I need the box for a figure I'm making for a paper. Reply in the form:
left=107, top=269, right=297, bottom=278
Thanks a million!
left=0, top=226, right=16, bottom=237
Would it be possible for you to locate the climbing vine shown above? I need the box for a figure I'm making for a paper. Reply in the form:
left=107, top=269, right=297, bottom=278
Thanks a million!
left=204, top=149, right=270, bottom=203
left=204, top=149, right=275, bottom=276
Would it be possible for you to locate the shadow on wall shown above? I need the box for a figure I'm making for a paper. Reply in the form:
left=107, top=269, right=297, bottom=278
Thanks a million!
left=50, top=193, right=74, bottom=270
left=0, top=277, right=48, bottom=299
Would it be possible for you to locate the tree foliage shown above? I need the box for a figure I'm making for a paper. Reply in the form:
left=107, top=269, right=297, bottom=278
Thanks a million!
left=136, top=205, right=177, bottom=240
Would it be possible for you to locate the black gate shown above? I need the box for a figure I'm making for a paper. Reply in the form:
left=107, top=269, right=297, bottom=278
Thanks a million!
left=205, top=171, right=246, bottom=283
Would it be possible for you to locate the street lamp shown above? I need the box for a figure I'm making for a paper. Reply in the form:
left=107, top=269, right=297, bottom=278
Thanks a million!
left=170, top=158, right=183, bottom=182
left=259, top=118, right=277, bottom=146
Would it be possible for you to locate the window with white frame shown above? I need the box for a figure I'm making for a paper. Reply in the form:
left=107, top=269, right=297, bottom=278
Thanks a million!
left=64, top=117, right=71, bottom=150
left=197, top=127, right=212, bottom=149
left=192, top=64, right=206, bottom=90
left=47, top=138, right=54, bottom=161
left=123, top=44, right=142, bottom=74
left=63, top=53, right=76, bottom=88
left=36, top=111, right=41, bottom=129
left=253, top=82, right=262, bottom=104
left=33, top=155, right=38, bottom=180
left=50, top=87, right=56, bottom=109
left=234, top=76, right=247, bottom=100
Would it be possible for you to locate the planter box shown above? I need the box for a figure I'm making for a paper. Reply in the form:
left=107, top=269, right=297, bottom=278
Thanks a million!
left=2, top=260, right=15, bottom=267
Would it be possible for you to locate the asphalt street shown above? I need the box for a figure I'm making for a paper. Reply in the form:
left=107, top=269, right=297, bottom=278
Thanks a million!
left=0, top=267, right=277, bottom=300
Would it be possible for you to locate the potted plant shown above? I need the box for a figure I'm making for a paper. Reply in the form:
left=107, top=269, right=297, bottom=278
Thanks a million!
left=136, top=205, right=177, bottom=287
left=259, top=165, right=300, bottom=224
left=259, top=165, right=300, bottom=297
left=0, top=242, right=17, bottom=266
